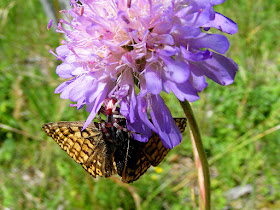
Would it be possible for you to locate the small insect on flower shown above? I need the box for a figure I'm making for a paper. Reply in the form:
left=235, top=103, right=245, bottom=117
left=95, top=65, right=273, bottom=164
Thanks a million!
left=42, top=96, right=187, bottom=182
left=42, top=117, right=187, bottom=183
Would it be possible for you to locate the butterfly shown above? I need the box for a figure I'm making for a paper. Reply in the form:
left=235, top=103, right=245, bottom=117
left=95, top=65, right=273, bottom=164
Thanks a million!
left=42, top=118, right=187, bottom=183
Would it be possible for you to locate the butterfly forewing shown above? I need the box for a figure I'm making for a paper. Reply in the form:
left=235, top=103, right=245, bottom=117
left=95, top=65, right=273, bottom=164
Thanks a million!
left=42, top=118, right=187, bottom=183
left=42, top=121, right=117, bottom=178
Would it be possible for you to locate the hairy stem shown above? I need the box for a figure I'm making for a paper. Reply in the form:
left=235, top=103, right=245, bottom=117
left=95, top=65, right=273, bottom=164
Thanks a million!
left=179, top=100, right=210, bottom=210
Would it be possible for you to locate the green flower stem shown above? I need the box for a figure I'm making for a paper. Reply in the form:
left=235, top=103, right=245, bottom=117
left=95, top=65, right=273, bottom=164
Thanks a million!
left=179, top=100, right=210, bottom=210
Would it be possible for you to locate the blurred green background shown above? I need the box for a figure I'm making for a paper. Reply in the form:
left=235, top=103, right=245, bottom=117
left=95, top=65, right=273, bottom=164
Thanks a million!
left=0, top=0, right=280, bottom=209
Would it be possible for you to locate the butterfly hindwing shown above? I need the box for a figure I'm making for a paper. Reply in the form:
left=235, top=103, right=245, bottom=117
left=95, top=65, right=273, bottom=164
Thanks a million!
left=141, top=118, right=187, bottom=166
left=112, top=129, right=152, bottom=183
left=114, top=118, right=187, bottom=183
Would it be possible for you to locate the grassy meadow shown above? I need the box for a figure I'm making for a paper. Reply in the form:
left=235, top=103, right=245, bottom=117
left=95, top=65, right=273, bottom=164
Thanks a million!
left=0, top=0, right=280, bottom=209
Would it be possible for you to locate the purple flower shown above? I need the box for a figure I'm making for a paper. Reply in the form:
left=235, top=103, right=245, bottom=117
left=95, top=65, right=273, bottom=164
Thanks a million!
left=49, top=0, right=238, bottom=148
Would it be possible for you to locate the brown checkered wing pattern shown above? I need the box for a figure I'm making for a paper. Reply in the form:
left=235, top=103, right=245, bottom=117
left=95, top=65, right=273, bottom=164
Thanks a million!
left=142, top=118, right=187, bottom=166
left=119, top=118, right=187, bottom=183
left=114, top=137, right=152, bottom=183
left=42, top=121, right=117, bottom=178
left=42, top=118, right=187, bottom=183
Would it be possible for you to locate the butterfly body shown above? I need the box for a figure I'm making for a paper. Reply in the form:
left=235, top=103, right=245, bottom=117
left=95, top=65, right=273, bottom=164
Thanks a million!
left=42, top=118, right=187, bottom=183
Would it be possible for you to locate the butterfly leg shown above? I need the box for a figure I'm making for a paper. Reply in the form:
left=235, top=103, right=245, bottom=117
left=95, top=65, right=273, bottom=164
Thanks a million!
left=112, top=118, right=140, bottom=135
left=97, top=109, right=114, bottom=142
left=98, top=108, right=129, bottom=133
left=98, top=106, right=107, bottom=116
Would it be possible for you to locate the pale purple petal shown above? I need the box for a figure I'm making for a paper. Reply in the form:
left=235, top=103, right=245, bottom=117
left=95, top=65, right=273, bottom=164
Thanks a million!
left=210, top=0, right=226, bottom=5
left=59, top=77, right=84, bottom=99
left=82, top=83, right=109, bottom=130
left=119, top=99, right=129, bottom=118
left=86, top=79, right=112, bottom=103
left=145, top=67, right=162, bottom=94
left=203, top=12, right=238, bottom=35
left=155, top=34, right=174, bottom=45
left=54, top=79, right=75, bottom=94
left=161, top=56, right=189, bottom=83
left=149, top=95, right=182, bottom=148
left=171, top=26, right=201, bottom=39
left=115, top=84, right=129, bottom=99
left=128, top=90, right=137, bottom=123
left=69, top=78, right=94, bottom=101
left=153, top=22, right=172, bottom=34
left=125, top=94, right=152, bottom=142
left=82, top=94, right=106, bottom=130
left=158, top=45, right=177, bottom=57
left=192, top=52, right=238, bottom=86
left=182, top=11, right=211, bottom=27
left=56, top=63, right=74, bottom=78
left=189, top=34, right=230, bottom=54
left=128, top=119, right=152, bottom=143
left=188, top=63, right=208, bottom=91
left=163, top=80, right=200, bottom=102
left=55, top=45, right=69, bottom=58
left=137, top=92, right=157, bottom=133
left=181, top=46, right=212, bottom=62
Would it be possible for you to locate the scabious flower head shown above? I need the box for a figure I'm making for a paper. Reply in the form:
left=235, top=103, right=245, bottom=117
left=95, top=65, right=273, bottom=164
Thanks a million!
left=50, top=0, right=238, bottom=148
